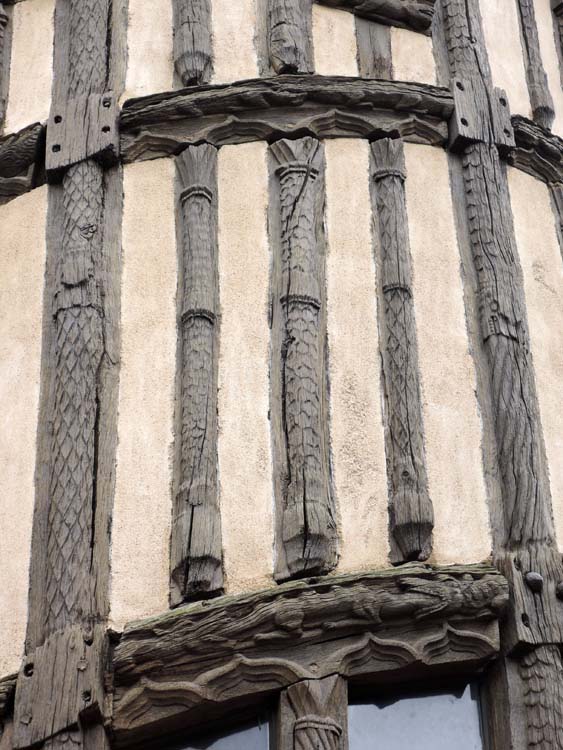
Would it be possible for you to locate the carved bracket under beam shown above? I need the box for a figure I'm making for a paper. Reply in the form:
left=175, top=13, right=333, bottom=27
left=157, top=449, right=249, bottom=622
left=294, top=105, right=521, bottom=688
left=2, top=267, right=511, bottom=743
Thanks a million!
left=46, top=92, right=120, bottom=181
left=315, top=0, right=436, bottom=33
left=0, top=122, right=45, bottom=204
left=112, top=564, right=508, bottom=745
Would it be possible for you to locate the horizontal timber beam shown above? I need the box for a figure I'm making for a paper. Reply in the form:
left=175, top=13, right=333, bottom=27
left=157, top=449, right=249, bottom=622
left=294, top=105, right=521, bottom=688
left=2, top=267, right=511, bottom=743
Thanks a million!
left=510, top=114, right=563, bottom=183
left=315, top=0, right=435, bottom=33
left=119, top=76, right=453, bottom=161
left=113, top=563, right=508, bottom=746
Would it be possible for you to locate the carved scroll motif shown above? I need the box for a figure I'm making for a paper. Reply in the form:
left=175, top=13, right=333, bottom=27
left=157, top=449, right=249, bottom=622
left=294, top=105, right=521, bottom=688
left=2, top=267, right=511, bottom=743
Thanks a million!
left=173, top=0, right=212, bottom=86
left=267, top=0, right=314, bottom=74
left=370, top=138, right=433, bottom=563
left=515, top=0, right=555, bottom=130
left=269, top=137, right=337, bottom=581
left=170, top=144, right=223, bottom=606
left=279, top=676, right=347, bottom=750
left=441, top=1, right=563, bottom=747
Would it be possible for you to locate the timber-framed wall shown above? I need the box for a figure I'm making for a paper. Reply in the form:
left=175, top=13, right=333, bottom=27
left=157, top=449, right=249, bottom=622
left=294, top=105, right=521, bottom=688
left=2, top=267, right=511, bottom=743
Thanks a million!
left=1, top=1, right=563, bottom=750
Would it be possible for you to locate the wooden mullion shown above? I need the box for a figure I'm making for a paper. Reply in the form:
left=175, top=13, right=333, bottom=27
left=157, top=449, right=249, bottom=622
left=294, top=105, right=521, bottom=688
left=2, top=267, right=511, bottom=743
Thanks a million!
left=355, top=18, right=392, bottom=79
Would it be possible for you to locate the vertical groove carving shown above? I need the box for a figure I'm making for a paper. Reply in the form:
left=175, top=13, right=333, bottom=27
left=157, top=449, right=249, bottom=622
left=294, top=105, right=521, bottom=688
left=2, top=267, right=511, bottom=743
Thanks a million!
left=355, top=18, right=392, bottom=79
left=370, top=137, right=433, bottom=564
left=515, top=0, right=555, bottom=130
left=269, top=137, right=337, bottom=581
left=441, top=1, right=563, bottom=748
left=268, top=0, right=314, bottom=74
left=278, top=676, right=347, bottom=750
left=173, top=0, right=213, bottom=86
left=170, top=144, right=223, bottom=606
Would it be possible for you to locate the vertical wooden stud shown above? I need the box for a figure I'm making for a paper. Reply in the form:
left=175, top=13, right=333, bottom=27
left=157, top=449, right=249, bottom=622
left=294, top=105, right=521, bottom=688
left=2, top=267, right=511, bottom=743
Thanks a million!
left=370, top=137, right=434, bottom=564
left=278, top=676, right=348, bottom=750
left=269, top=136, right=337, bottom=582
left=515, top=0, right=555, bottom=130
left=440, top=0, right=563, bottom=747
left=0, top=3, right=11, bottom=128
left=355, top=18, right=392, bottom=79
left=173, top=0, right=213, bottom=86
left=267, top=0, right=314, bottom=74
left=170, top=143, right=223, bottom=606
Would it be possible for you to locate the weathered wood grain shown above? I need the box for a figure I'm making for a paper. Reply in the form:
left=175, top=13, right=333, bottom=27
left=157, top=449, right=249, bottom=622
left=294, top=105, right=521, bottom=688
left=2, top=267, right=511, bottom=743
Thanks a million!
left=515, top=0, right=555, bottom=130
left=112, top=564, right=507, bottom=744
left=269, top=137, right=336, bottom=581
left=0, top=122, right=44, bottom=203
left=170, top=144, right=223, bottom=606
left=355, top=18, right=392, bottom=79
left=370, top=138, right=433, bottom=563
left=0, top=3, right=10, bottom=127
left=511, top=114, right=563, bottom=183
left=173, top=0, right=212, bottom=86
left=278, top=676, right=348, bottom=750
left=440, top=1, right=563, bottom=747
left=14, top=0, right=122, bottom=748
left=315, top=0, right=435, bottom=33
left=268, top=0, right=314, bottom=74
left=119, top=76, right=453, bottom=161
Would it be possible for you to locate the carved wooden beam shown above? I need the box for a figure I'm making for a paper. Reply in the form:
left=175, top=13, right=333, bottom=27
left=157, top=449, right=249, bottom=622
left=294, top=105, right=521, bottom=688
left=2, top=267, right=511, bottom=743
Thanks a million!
left=515, top=0, right=555, bottom=130
left=0, top=122, right=45, bottom=203
left=119, top=77, right=453, bottom=161
left=370, top=138, right=434, bottom=563
left=511, top=114, right=563, bottom=183
left=439, top=1, right=563, bottom=747
left=112, top=563, right=508, bottom=745
left=315, top=0, right=435, bottom=33
left=13, top=1, right=125, bottom=749
left=278, top=676, right=348, bottom=750
left=267, top=0, right=314, bottom=74
left=173, top=0, right=212, bottom=86
left=170, top=144, right=223, bottom=606
left=268, top=137, right=336, bottom=581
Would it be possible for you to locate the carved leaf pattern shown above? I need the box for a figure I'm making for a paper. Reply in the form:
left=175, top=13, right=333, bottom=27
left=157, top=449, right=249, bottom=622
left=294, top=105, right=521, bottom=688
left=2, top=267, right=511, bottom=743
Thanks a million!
left=270, top=137, right=336, bottom=580
left=372, top=138, right=433, bottom=563
left=519, top=646, right=563, bottom=749
left=46, top=160, right=104, bottom=632
left=68, top=0, right=109, bottom=98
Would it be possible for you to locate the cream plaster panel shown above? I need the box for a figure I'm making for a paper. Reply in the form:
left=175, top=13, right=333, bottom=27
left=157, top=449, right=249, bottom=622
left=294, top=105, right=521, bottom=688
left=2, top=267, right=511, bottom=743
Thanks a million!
left=535, top=0, right=563, bottom=137
left=479, top=0, right=531, bottom=119
left=110, top=160, right=176, bottom=629
left=0, top=187, right=47, bottom=675
left=325, top=140, right=389, bottom=573
left=211, top=0, right=259, bottom=83
left=508, top=168, right=563, bottom=550
left=4, top=0, right=54, bottom=134
left=124, top=0, right=173, bottom=101
left=390, top=28, right=436, bottom=85
left=312, top=5, right=358, bottom=76
left=217, top=143, right=274, bottom=593
left=404, top=144, right=492, bottom=564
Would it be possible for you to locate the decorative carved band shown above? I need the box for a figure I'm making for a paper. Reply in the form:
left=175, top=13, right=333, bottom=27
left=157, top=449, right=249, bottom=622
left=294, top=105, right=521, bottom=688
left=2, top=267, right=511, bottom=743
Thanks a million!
left=173, top=0, right=212, bottom=86
left=370, top=138, right=433, bottom=564
left=269, top=137, right=336, bottom=582
left=112, top=564, right=507, bottom=743
left=119, top=77, right=453, bottom=162
left=279, top=676, right=346, bottom=750
left=170, top=144, right=223, bottom=606
left=515, top=0, right=555, bottom=130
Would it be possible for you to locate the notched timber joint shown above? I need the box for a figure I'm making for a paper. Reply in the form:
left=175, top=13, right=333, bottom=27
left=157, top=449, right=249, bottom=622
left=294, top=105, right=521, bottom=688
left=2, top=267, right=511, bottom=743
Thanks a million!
left=449, top=79, right=515, bottom=154
left=46, top=92, right=120, bottom=181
